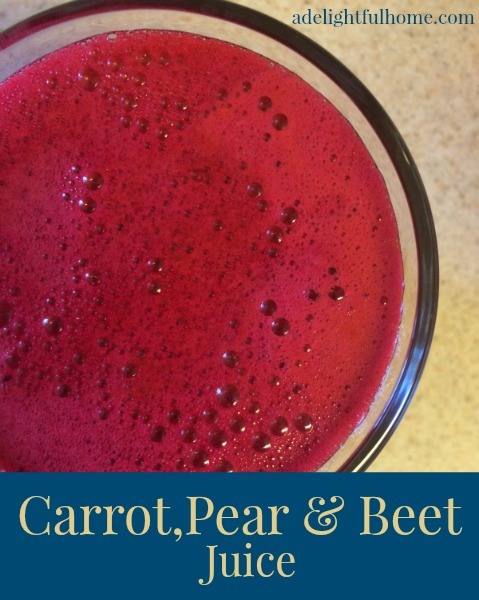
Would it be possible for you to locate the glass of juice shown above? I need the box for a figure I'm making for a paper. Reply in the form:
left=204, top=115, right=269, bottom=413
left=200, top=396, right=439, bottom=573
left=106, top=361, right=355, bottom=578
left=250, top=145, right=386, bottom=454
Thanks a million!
left=0, top=0, right=438, bottom=472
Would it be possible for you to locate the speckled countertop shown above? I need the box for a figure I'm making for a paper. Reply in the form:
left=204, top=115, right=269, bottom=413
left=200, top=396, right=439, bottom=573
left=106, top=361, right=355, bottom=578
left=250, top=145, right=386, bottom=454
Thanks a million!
left=1, top=0, right=477, bottom=471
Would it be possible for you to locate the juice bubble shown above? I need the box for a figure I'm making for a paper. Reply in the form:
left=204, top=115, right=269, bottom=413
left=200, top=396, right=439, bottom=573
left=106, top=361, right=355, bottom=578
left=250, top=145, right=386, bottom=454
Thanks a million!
left=147, top=258, right=163, bottom=272
left=272, top=113, right=288, bottom=130
left=329, top=286, right=345, bottom=301
left=4, top=354, right=20, bottom=369
left=181, top=427, right=197, bottom=443
left=248, top=401, right=260, bottom=415
left=82, top=172, right=104, bottom=191
left=203, top=408, right=218, bottom=423
left=55, top=384, right=71, bottom=398
left=258, top=96, right=272, bottom=111
left=216, top=385, right=240, bottom=408
left=247, top=182, right=263, bottom=197
left=121, top=364, right=137, bottom=378
left=78, top=197, right=97, bottom=213
left=78, top=67, right=100, bottom=91
left=147, top=281, right=162, bottom=294
left=266, top=226, right=284, bottom=244
left=42, top=316, right=64, bottom=336
left=294, top=413, right=313, bottom=433
left=136, top=118, right=149, bottom=133
left=260, top=299, right=277, bottom=316
left=252, top=432, right=271, bottom=453
left=271, top=416, right=289, bottom=436
left=280, top=207, right=298, bottom=224
left=271, top=318, right=290, bottom=336
left=257, top=199, right=268, bottom=212
left=168, top=409, right=182, bottom=424
left=208, top=429, right=227, bottom=448
left=191, top=449, right=209, bottom=468
left=222, top=351, right=240, bottom=368
left=150, top=425, right=166, bottom=442
left=230, top=415, right=247, bottom=433
left=137, top=51, right=152, bottom=66
left=85, top=271, right=101, bottom=286
left=18, top=340, right=32, bottom=353
left=216, top=459, right=234, bottom=472
left=0, top=302, right=14, bottom=327
left=269, top=375, right=280, bottom=387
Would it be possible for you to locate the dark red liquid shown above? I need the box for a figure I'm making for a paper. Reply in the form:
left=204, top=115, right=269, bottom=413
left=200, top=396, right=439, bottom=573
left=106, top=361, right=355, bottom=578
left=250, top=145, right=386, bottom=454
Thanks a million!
left=0, top=31, right=403, bottom=471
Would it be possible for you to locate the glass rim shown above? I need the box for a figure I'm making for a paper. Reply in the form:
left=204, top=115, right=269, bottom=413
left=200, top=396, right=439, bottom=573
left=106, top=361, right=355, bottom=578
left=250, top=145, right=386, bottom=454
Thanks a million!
left=0, top=0, right=439, bottom=472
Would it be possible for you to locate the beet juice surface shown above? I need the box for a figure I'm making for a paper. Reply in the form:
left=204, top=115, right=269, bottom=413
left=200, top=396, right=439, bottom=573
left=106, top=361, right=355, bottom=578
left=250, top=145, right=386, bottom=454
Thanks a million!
left=0, top=30, right=403, bottom=472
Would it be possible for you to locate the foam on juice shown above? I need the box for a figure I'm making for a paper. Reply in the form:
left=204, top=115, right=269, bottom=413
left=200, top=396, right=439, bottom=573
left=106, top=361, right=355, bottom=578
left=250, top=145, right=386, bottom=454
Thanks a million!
left=0, top=31, right=403, bottom=471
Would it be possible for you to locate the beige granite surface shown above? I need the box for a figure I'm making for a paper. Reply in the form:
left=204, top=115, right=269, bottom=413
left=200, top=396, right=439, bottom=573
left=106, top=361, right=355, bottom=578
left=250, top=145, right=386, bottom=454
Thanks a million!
left=0, top=0, right=477, bottom=471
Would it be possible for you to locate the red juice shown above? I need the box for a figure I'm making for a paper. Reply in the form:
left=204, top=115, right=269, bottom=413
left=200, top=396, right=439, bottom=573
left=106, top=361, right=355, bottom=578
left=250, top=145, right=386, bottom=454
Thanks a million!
left=0, top=30, right=403, bottom=472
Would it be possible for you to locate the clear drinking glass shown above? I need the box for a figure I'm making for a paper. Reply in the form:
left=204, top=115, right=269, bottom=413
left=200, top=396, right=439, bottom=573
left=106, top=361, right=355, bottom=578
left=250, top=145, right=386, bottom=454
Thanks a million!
left=0, top=0, right=439, bottom=471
